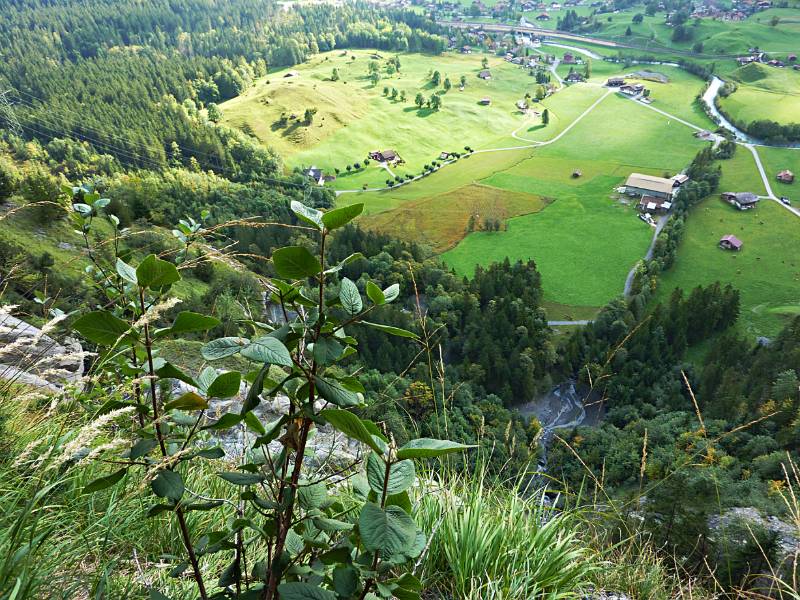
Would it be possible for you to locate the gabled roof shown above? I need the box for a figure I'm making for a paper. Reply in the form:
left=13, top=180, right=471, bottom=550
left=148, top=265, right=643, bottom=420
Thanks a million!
left=720, top=234, right=743, bottom=248
left=625, top=173, right=675, bottom=195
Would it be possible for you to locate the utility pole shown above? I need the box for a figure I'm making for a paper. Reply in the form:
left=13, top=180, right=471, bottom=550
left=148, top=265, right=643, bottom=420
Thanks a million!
left=0, top=89, right=22, bottom=137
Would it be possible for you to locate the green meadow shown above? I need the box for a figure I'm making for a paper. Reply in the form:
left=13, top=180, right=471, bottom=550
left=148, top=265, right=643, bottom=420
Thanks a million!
left=718, top=62, right=800, bottom=126
left=221, top=50, right=546, bottom=190
left=656, top=198, right=800, bottom=337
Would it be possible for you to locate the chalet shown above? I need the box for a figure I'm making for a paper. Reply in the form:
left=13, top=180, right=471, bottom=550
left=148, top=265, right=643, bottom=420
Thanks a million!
left=624, top=173, right=675, bottom=200
left=479, top=97, right=492, bottom=105
left=516, top=99, right=529, bottom=110
left=439, top=152, right=451, bottom=160
left=284, top=70, right=300, bottom=78
left=536, top=12, right=551, bottom=20
left=303, top=166, right=325, bottom=185
left=721, top=191, right=759, bottom=210
left=638, top=194, right=672, bottom=214
left=606, top=77, right=625, bottom=87
left=719, top=234, right=743, bottom=251
left=369, top=149, right=400, bottom=163
left=565, top=72, right=584, bottom=83
left=789, top=54, right=798, bottom=62
left=776, top=169, right=794, bottom=183
left=767, top=59, right=785, bottom=68
left=478, top=69, right=492, bottom=80
left=572, top=169, right=582, bottom=178
left=562, top=53, right=576, bottom=64
left=670, top=173, right=689, bottom=187
left=461, top=45, right=472, bottom=54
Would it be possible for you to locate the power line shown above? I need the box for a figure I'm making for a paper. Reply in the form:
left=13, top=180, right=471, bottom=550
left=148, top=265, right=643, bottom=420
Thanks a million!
left=0, top=90, right=22, bottom=137
left=11, top=94, right=313, bottom=192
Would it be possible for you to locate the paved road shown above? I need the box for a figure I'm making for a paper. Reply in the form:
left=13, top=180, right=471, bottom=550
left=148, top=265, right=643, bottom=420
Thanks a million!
left=623, top=214, right=668, bottom=297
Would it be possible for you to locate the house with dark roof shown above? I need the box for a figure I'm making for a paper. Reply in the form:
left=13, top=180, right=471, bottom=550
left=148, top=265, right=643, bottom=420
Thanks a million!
left=369, top=150, right=400, bottom=163
left=565, top=72, right=584, bottom=83
left=478, top=69, right=492, bottom=80
left=721, top=191, right=760, bottom=210
left=303, top=166, right=324, bottom=185
left=777, top=169, right=794, bottom=183
left=535, top=12, right=551, bottom=20
left=479, top=97, right=491, bottom=105
left=719, top=234, right=743, bottom=251
left=606, top=77, right=625, bottom=87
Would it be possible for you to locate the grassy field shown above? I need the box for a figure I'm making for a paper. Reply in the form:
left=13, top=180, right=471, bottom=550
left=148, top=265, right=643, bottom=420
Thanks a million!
left=656, top=198, right=800, bottom=337
left=441, top=93, right=706, bottom=307
left=221, top=50, right=549, bottom=190
left=522, top=6, right=800, bottom=54
left=718, top=62, right=800, bottom=126
left=718, top=148, right=767, bottom=196
left=756, top=146, right=800, bottom=199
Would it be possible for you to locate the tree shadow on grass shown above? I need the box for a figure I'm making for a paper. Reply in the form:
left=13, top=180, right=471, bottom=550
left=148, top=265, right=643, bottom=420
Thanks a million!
left=402, top=106, right=436, bottom=118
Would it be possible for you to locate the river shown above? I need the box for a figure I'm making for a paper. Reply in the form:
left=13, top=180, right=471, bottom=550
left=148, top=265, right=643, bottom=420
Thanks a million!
left=518, top=380, right=603, bottom=469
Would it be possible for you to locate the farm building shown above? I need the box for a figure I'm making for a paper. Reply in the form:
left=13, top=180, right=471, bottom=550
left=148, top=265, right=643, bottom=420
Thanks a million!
left=478, top=70, right=492, bottom=80
left=479, top=97, right=492, bottom=105
left=439, top=152, right=451, bottom=160
left=721, top=191, right=759, bottom=210
left=719, top=234, right=743, bottom=251
left=671, top=174, right=689, bottom=187
left=516, top=99, right=529, bottom=110
left=624, top=173, right=675, bottom=200
left=606, top=77, right=625, bottom=87
left=284, top=70, right=300, bottom=78
left=777, top=170, right=795, bottom=183
left=563, top=53, right=576, bottom=64
left=536, top=13, right=551, bottom=20
left=303, top=166, right=325, bottom=185
left=637, top=195, right=672, bottom=214
left=565, top=72, right=584, bottom=83
left=369, top=150, right=401, bottom=163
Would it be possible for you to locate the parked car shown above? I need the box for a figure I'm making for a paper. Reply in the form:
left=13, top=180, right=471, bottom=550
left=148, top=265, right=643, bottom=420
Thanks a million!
left=780, top=196, right=792, bottom=206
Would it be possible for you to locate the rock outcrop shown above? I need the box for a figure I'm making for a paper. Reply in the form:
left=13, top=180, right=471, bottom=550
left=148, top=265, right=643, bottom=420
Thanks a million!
left=0, top=313, right=84, bottom=391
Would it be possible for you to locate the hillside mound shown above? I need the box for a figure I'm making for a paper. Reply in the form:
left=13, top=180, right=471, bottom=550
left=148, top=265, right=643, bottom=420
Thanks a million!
left=731, top=62, right=772, bottom=85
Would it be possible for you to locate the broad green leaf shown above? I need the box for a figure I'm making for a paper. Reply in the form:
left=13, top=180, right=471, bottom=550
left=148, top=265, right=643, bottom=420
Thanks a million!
left=169, top=312, right=221, bottom=334
left=385, top=490, right=413, bottom=514
left=358, top=503, right=416, bottom=556
left=290, top=200, right=323, bottom=229
left=136, top=254, right=180, bottom=289
left=151, top=470, right=184, bottom=502
left=332, top=566, right=358, bottom=597
left=241, top=365, right=269, bottom=414
left=129, top=438, right=158, bottom=459
left=277, top=582, right=336, bottom=600
left=241, top=336, right=293, bottom=366
left=73, top=310, right=136, bottom=346
left=383, top=283, right=400, bottom=303
left=272, top=246, right=322, bottom=279
left=155, top=362, right=197, bottom=387
left=319, top=409, right=383, bottom=454
left=365, top=281, right=385, bottom=305
left=164, top=392, right=208, bottom=411
left=396, top=438, right=476, bottom=460
left=83, top=468, right=127, bottom=494
left=315, top=377, right=362, bottom=407
left=207, top=371, right=241, bottom=398
left=202, top=337, right=248, bottom=360
left=202, top=413, right=245, bottom=430
left=115, top=258, right=137, bottom=284
left=367, top=453, right=415, bottom=496
left=313, top=517, right=354, bottom=532
left=218, top=472, right=265, bottom=485
left=197, top=366, right=217, bottom=393
left=394, top=573, right=423, bottom=592
left=321, top=203, right=363, bottom=231
left=339, top=278, right=362, bottom=315
left=194, top=447, right=225, bottom=459
left=149, top=590, right=174, bottom=600
left=361, top=321, right=419, bottom=340
left=311, top=337, right=344, bottom=365
left=298, top=481, right=327, bottom=510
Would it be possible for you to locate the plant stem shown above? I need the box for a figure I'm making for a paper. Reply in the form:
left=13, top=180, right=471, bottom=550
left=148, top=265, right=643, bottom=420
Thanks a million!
left=139, top=288, right=209, bottom=600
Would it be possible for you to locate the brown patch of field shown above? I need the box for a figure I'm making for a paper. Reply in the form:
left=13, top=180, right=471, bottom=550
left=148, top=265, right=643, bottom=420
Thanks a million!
left=363, top=183, right=551, bottom=253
